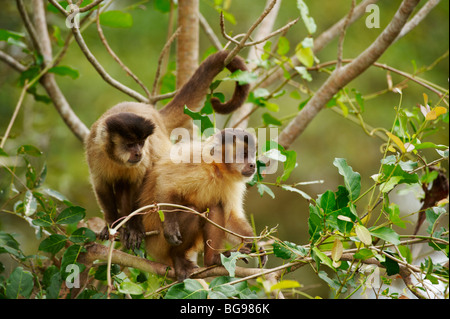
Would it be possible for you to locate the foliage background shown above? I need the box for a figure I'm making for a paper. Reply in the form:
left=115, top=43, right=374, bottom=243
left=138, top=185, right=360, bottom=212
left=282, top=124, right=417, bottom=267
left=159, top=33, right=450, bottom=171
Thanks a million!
left=0, top=0, right=448, bottom=298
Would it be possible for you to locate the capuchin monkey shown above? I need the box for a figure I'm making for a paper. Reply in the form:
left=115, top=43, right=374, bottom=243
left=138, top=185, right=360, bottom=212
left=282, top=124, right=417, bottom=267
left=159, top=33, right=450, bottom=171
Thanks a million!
left=86, top=51, right=250, bottom=250
left=139, top=129, right=259, bottom=280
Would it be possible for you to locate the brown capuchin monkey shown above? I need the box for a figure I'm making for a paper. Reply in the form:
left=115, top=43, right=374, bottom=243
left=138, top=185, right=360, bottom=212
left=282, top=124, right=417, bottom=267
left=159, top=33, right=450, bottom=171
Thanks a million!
left=139, top=128, right=258, bottom=280
left=86, top=51, right=250, bottom=250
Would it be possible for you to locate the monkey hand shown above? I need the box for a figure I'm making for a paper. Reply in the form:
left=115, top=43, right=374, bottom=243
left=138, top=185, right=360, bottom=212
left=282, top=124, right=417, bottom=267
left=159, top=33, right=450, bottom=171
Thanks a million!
left=122, top=218, right=146, bottom=250
left=98, top=225, right=113, bottom=241
left=163, top=222, right=183, bottom=246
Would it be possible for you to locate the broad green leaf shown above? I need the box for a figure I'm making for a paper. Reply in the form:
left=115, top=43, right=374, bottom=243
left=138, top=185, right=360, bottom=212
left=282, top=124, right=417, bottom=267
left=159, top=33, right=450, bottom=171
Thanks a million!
left=220, top=252, right=248, bottom=277
left=294, top=66, right=312, bottom=82
left=308, top=204, right=323, bottom=242
left=5, top=267, right=34, bottom=299
left=39, top=234, right=67, bottom=255
left=277, top=36, right=290, bottom=56
left=353, top=248, right=374, bottom=260
left=0, top=231, right=26, bottom=259
left=23, top=190, right=37, bottom=216
left=60, top=244, right=86, bottom=280
left=183, top=106, right=214, bottom=137
left=69, top=227, right=96, bottom=244
left=331, top=238, right=343, bottom=262
left=295, top=43, right=314, bottom=68
left=355, top=224, right=372, bottom=246
left=118, top=281, right=144, bottom=295
left=312, top=247, right=335, bottom=270
left=270, top=280, right=301, bottom=291
left=318, top=190, right=336, bottom=215
left=425, top=207, right=446, bottom=235
left=224, top=69, right=257, bottom=85
left=262, top=113, right=282, bottom=126
left=99, top=10, right=133, bottom=28
left=17, top=145, right=42, bottom=157
left=55, top=206, right=86, bottom=225
left=280, top=150, right=297, bottom=182
left=165, top=279, right=208, bottom=299
left=272, top=241, right=307, bottom=260
left=0, top=29, right=25, bottom=41
left=48, top=66, right=79, bottom=79
left=257, top=183, right=275, bottom=199
left=333, top=158, right=361, bottom=201
left=32, top=213, right=54, bottom=227
left=381, top=252, right=400, bottom=276
left=369, top=227, right=400, bottom=245
left=296, top=0, right=317, bottom=34
left=263, top=101, right=280, bottom=112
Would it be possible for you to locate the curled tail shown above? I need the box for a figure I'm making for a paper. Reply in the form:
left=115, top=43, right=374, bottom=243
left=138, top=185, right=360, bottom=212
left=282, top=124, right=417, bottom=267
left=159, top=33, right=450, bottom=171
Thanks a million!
left=160, top=50, right=250, bottom=130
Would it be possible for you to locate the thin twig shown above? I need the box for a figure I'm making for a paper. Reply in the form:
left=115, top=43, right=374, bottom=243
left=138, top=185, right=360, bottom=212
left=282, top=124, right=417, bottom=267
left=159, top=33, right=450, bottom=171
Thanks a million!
left=95, top=8, right=151, bottom=100
left=152, top=27, right=182, bottom=97
left=199, top=13, right=222, bottom=50
left=336, top=0, right=355, bottom=70
left=0, top=50, right=27, bottom=72
left=1, top=80, right=29, bottom=149
left=224, top=0, right=278, bottom=66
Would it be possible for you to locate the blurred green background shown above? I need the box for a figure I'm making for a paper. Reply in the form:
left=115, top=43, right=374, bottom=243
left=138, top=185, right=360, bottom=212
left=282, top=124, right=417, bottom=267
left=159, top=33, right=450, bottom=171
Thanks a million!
left=0, top=0, right=448, bottom=298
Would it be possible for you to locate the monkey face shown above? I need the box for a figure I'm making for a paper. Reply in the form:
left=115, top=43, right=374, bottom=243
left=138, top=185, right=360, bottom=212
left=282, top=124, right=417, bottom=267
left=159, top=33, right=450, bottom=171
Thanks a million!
left=208, top=128, right=257, bottom=179
left=103, top=112, right=155, bottom=166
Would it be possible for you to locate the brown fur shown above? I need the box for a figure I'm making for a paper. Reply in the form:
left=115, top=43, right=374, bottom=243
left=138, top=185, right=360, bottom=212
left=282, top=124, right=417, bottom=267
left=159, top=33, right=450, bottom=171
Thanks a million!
left=139, top=129, right=257, bottom=280
left=86, top=51, right=250, bottom=250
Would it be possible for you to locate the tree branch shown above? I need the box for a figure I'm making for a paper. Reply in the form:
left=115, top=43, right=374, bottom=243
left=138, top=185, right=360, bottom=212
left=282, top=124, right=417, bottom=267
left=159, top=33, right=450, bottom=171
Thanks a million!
left=0, top=50, right=27, bottom=72
left=95, top=8, right=151, bottom=100
left=277, top=0, right=421, bottom=149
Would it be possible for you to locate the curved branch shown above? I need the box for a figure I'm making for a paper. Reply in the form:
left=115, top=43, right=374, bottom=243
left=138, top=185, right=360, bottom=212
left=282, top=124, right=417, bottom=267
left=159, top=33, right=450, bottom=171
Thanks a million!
left=278, top=0, right=421, bottom=149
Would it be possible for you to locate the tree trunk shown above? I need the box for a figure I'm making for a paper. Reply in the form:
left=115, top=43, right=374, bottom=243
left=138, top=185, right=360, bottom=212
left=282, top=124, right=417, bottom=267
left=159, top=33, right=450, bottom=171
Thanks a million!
left=177, top=0, right=199, bottom=88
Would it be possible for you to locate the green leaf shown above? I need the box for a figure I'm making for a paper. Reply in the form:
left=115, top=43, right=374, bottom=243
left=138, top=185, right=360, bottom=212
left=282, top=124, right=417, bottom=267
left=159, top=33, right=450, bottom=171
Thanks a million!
left=17, top=145, right=42, bottom=157
left=294, top=66, right=312, bottom=82
left=99, top=10, right=133, bottom=28
left=381, top=252, right=400, bottom=276
left=270, top=280, right=301, bottom=291
left=262, top=113, right=282, bottom=126
left=55, top=206, right=86, bottom=225
left=277, top=36, right=290, bottom=56
left=183, top=106, right=214, bottom=137
left=224, top=69, right=258, bottom=85
left=280, top=150, right=297, bottom=182
left=296, top=0, right=317, bottom=34
left=165, top=279, right=208, bottom=299
left=370, top=227, right=400, bottom=245
left=295, top=43, right=314, bottom=68
left=39, top=234, right=67, bottom=255
left=272, top=241, right=307, bottom=260
left=281, top=185, right=311, bottom=201
left=333, top=158, right=361, bottom=201
left=60, top=244, right=86, bottom=280
left=5, top=267, right=34, bottom=299
left=154, top=0, right=172, bottom=13
left=312, top=247, right=335, bottom=270
left=0, top=29, right=25, bottom=42
left=425, top=207, right=446, bottom=235
left=318, top=190, right=336, bottom=215
left=32, top=213, right=54, bottom=228
left=0, top=231, right=26, bottom=260
left=220, top=252, right=248, bottom=277
left=256, top=183, right=275, bottom=199
left=23, top=190, right=37, bottom=217
left=353, top=248, right=375, bottom=260
left=48, top=66, right=79, bottom=79
left=69, top=227, right=96, bottom=244
left=355, top=224, right=372, bottom=246
left=118, top=281, right=144, bottom=295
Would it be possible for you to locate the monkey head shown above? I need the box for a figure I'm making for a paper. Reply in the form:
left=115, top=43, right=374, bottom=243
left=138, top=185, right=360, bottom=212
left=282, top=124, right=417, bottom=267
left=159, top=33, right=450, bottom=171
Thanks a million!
left=207, top=128, right=257, bottom=180
left=101, top=112, right=155, bottom=166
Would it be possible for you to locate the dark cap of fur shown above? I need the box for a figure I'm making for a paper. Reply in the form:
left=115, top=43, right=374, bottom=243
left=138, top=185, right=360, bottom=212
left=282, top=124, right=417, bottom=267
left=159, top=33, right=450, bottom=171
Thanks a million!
left=105, top=112, right=155, bottom=141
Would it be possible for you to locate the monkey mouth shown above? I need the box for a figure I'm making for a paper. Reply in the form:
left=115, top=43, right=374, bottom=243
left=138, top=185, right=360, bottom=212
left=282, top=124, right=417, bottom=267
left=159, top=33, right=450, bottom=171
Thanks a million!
left=127, top=158, right=141, bottom=165
left=242, top=169, right=256, bottom=177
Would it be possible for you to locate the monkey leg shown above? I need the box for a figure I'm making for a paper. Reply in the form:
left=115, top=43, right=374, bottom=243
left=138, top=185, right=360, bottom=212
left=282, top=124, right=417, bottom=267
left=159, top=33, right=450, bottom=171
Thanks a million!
left=115, top=181, right=145, bottom=250
left=203, top=205, right=226, bottom=267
